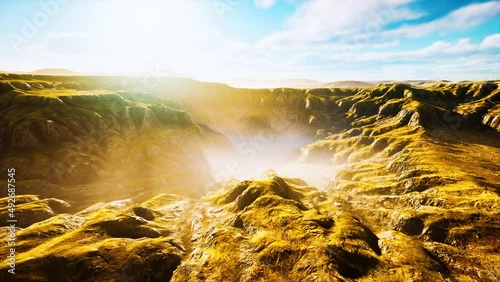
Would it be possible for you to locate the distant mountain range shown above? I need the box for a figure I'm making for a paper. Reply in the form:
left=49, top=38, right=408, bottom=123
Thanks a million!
left=225, top=78, right=451, bottom=89
left=0, top=68, right=80, bottom=76
left=225, top=78, right=324, bottom=88
left=31, top=68, right=79, bottom=76
left=0, top=69, right=463, bottom=89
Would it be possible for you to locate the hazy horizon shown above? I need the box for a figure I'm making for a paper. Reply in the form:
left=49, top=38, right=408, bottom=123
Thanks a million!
left=4, top=67, right=498, bottom=90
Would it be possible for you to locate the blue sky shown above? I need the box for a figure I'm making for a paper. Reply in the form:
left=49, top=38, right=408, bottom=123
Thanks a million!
left=0, top=0, right=499, bottom=82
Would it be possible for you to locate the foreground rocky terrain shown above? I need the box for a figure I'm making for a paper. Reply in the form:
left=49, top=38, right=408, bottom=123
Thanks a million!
left=0, top=74, right=499, bottom=281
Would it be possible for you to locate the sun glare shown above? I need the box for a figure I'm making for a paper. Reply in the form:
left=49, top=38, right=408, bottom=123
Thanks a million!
left=94, top=0, right=207, bottom=74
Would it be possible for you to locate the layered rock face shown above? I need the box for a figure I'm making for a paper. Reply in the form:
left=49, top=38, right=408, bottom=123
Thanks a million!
left=0, top=74, right=499, bottom=281
left=0, top=74, right=228, bottom=209
left=300, top=83, right=500, bottom=281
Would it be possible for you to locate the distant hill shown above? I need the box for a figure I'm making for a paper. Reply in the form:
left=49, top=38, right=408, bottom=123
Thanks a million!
left=31, top=68, right=79, bottom=76
left=226, top=78, right=324, bottom=88
left=374, top=80, right=450, bottom=88
left=322, top=80, right=376, bottom=88
left=225, top=79, right=442, bottom=89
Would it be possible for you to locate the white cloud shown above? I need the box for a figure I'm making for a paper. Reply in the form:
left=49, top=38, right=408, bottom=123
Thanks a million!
left=15, top=29, right=274, bottom=80
left=258, top=1, right=500, bottom=51
left=44, top=33, right=95, bottom=54
left=254, top=0, right=277, bottom=9
left=287, top=52, right=324, bottom=66
left=384, top=1, right=500, bottom=38
left=331, top=34, right=500, bottom=63
left=3, top=0, right=498, bottom=82
left=258, top=0, right=422, bottom=49
left=480, top=33, right=500, bottom=49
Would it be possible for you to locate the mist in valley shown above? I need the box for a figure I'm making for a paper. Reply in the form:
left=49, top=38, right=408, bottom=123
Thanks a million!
left=200, top=124, right=339, bottom=190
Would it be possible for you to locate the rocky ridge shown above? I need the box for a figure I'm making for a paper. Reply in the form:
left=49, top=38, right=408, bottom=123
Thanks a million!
left=0, top=74, right=499, bottom=281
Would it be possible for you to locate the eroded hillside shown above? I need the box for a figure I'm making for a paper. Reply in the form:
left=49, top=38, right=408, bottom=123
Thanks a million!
left=0, top=74, right=232, bottom=209
left=0, top=74, right=499, bottom=281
